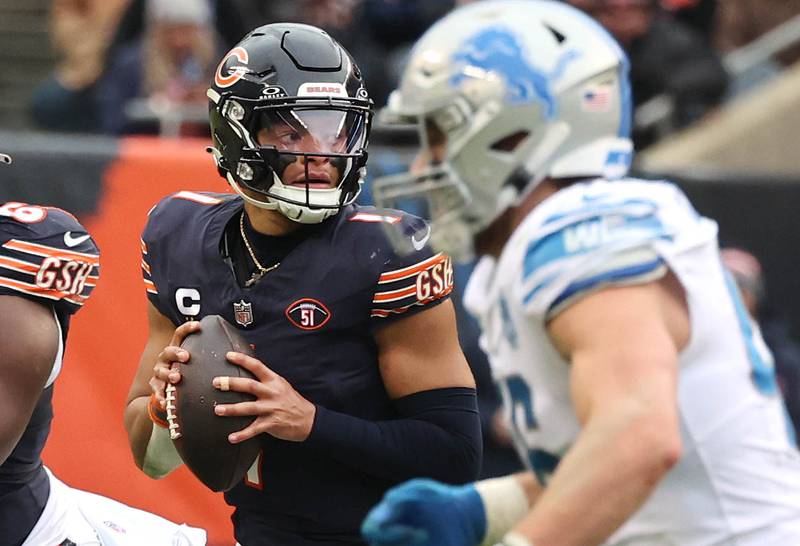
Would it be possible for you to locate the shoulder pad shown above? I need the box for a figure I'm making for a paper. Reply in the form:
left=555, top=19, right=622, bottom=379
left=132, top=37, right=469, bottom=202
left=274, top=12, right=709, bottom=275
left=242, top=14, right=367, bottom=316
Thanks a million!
left=347, top=206, right=431, bottom=258
left=145, top=191, right=232, bottom=240
left=519, top=185, right=677, bottom=319
left=350, top=207, right=453, bottom=321
left=0, top=202, right=99, bottom=313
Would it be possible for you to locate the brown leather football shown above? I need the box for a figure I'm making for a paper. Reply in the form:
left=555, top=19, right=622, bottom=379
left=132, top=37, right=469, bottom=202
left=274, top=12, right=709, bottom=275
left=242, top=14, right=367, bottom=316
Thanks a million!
left=169, top=314, right=261, bottom=492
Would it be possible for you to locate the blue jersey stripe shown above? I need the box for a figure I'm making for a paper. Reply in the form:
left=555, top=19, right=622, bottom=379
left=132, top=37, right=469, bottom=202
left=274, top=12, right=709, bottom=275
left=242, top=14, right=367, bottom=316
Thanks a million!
left=548, top=257, right=665, bottom=313
left=524, top=210, right=669, bottom=280
left=523, top=272, right=558, bottom=306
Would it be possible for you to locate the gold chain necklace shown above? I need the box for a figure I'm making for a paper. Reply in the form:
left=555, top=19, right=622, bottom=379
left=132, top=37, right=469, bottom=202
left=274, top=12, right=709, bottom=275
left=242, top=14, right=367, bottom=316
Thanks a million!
left=239, top=212, right=280, bottom=287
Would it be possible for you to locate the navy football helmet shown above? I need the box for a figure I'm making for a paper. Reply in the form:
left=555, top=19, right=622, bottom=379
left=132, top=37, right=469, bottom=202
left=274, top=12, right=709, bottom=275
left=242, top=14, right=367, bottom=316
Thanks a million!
left=207, top=23, right=373, bottom=223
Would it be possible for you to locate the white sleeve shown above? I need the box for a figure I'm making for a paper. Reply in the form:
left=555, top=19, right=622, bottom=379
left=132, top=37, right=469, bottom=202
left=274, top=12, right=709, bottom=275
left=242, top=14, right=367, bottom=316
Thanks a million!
left=519, top=197, right=673, bottom=320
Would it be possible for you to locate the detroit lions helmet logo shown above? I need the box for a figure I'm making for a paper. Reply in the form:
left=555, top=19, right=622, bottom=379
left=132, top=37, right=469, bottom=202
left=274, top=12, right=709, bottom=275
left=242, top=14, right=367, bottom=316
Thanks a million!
left=450, top=27, right=580, bottom=119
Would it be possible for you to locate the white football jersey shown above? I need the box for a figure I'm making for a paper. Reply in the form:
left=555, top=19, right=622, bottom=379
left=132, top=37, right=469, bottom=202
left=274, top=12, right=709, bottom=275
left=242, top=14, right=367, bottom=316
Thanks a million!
left=464, top=178, right=800, bottom=545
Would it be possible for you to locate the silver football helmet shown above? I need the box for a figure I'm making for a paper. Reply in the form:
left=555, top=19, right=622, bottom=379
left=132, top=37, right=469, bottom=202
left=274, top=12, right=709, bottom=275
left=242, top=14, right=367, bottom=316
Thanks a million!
left=0, top=153, right=10, bottom=165
left=373, top=0, right=633, bottom=260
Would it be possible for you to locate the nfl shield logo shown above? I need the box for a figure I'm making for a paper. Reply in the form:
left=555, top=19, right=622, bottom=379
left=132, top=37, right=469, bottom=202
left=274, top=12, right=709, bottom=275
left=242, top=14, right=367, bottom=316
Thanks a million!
left=233, top=300, right=253, bottom=326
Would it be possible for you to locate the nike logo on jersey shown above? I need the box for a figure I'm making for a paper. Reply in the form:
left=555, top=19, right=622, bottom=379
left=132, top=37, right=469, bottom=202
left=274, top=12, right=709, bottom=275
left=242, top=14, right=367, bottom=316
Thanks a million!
left=411, top=225, right=431, bottom=251
left=64, top=231, right=91, bottom=247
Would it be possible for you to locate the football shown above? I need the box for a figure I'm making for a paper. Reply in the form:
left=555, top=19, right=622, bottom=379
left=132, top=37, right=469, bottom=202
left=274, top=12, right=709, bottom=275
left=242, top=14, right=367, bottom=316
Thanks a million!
left=168, top=314, right=261, bottom=492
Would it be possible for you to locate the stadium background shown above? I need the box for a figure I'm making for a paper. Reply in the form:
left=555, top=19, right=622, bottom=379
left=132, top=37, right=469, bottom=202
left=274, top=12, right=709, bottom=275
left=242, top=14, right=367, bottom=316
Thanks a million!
left=2, top=1, right=800, bottom=545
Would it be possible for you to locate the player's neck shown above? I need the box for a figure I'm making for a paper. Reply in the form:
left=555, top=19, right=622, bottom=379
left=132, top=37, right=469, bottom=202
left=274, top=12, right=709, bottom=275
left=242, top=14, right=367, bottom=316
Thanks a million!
left=243, top=203, right=301, bottom=236
left=510, top=179, right=561, bottom=231
left=475, top=179, right=561, bottom=258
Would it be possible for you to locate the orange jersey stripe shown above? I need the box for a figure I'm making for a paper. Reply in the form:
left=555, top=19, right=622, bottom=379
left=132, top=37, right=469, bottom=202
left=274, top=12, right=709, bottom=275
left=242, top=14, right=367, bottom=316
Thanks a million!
left=141, top=239, right=148, bottom=255
left=3, top=240, right=100, bottom=265
left=0, top=255, right=39, bottom=275
left=371, top=285, right=452, bottom=317
left=0, top=277, right=85, bottom=303
left=379, top=253, right=445, bottom=283
left=372, top=285, right=417, bottom=303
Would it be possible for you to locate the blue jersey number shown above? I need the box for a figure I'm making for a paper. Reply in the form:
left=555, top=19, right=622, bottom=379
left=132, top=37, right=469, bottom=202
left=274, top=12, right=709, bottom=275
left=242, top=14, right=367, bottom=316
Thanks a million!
left=503, top=375, right=561, bottom=484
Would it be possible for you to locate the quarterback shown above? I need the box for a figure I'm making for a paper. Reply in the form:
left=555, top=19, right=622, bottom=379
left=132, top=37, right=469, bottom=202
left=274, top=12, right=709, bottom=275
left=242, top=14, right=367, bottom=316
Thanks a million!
left=123, top=23, right=481, bottom=546
left=362, top=2, right=800, bottom=546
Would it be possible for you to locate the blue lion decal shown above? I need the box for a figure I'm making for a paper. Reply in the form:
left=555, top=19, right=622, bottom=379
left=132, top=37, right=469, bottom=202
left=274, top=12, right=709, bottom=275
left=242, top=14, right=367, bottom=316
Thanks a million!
left=451, top=27, right=580, bottom=119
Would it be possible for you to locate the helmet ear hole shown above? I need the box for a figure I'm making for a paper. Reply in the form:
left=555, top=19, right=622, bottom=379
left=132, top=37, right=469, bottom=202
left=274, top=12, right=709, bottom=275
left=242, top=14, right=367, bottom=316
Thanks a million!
left=490, top=130, right=530, bottom=152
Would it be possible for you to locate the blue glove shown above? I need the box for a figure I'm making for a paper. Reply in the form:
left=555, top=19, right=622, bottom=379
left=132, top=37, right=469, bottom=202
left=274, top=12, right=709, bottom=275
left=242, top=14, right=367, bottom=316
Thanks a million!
left=361, top=478, right=487, bottom=546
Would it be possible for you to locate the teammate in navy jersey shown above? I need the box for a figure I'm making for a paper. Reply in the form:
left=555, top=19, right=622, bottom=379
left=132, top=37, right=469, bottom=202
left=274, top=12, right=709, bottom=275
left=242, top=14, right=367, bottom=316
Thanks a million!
left=123, top=23, right=481, bottom=546
left=0, top=196, right=99, bottom=546
left=0, top=156, right=206, bottom=545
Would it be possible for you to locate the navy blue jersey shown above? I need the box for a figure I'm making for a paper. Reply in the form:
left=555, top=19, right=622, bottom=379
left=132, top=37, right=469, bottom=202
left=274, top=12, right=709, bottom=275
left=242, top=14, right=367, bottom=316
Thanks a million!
left=0, top=202, right=99, bottom=545
left=141, top=191, right=453, bottom=545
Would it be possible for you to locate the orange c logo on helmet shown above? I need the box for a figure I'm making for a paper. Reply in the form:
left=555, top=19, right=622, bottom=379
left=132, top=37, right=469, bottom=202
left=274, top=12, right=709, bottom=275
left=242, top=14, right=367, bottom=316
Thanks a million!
left=215, top=47, right=250, bottom=88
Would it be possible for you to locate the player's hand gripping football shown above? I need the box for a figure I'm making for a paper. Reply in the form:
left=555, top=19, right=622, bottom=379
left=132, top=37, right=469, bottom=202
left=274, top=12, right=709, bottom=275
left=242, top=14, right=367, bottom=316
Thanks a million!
left=212, top=352, right=317, bottom=443
left=149, top=320, right=201, bottom=409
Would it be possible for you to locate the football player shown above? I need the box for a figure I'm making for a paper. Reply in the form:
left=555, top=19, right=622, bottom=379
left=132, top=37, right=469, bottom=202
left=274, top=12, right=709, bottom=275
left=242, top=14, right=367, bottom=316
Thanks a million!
left=0, top=155, right=206, bottom=545
left=123, top=23, right=481, bottom=546
left=361, top=2, right=800, bottom=546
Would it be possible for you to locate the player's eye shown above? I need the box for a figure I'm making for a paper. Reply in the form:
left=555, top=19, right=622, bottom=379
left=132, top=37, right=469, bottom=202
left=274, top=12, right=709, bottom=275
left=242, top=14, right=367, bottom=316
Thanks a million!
left=277, top=131, right=302, bottom=143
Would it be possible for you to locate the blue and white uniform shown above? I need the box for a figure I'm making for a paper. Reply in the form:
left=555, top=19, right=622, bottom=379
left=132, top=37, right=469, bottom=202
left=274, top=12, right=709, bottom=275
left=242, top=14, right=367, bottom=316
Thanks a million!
left=464, top=178, right=800, bottom=545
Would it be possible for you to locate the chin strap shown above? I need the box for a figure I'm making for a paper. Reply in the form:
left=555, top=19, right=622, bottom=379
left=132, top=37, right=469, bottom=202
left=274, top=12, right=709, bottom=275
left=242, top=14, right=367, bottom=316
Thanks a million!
left=208, top=145, right=353, bottom=224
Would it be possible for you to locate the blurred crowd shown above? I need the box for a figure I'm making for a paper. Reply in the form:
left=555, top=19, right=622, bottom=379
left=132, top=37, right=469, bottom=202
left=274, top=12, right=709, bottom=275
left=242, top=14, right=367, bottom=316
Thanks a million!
left=28, top=0, right=800, bottom=146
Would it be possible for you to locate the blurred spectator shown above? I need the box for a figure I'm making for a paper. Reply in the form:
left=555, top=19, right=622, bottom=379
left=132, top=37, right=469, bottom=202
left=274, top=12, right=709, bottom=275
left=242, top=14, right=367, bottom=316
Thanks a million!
left=234, top=0, right=453, bottom=107
left=661, top=0, right=717, bottom=40
left=722, top=247, right=800, bottom=442
left=355, top=1, right=455, bottom=105
left=715, top=0, right=800, bottom=67
left=232, top=1, right=361, bottom=40
left=109, top=0, right=248, bottom=52
left=567, top=0, right=729, bottom=149
left=94, top=0, right=221, bottom=135
left=29, top=0, right=126, bottom=133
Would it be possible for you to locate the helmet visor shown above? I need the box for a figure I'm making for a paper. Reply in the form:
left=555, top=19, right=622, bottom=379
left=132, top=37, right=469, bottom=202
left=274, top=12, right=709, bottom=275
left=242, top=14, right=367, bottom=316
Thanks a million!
left=253, top=107, right=368, bottom=156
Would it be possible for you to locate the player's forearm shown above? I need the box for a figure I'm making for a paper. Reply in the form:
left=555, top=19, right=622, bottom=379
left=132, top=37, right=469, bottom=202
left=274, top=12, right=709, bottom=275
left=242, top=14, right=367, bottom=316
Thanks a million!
left=513, top=403, right=681, bottom=546
left=124, top=395, right=155, bottom=469
left=124, top=394, right=183, bottom=478
left=306, top=387, right=482, bottom=483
